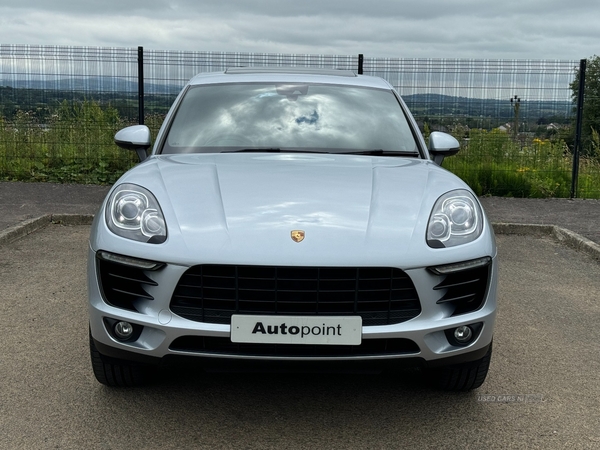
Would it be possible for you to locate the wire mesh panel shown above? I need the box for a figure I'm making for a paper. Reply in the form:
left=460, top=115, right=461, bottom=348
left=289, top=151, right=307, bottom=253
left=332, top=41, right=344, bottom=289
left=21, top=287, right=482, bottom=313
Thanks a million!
left=364, top=58, right=576, bottom=130
left=361, top=57, right=598, bottom=198
left=140, top=50, right=359, bottom=145
left=1, top=45, right=598, bottom=197
left=0, top=45, right=139, bottom=183
left=141, top=50, right=359, bottom=127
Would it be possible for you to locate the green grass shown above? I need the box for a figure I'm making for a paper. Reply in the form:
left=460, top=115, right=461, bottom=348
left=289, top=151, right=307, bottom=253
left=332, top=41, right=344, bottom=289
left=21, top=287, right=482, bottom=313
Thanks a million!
left=1, top=102, right=599, bottom=198
left=443, top=129, right=600, bottom=198
left=0, top=101, right=138, bottom=184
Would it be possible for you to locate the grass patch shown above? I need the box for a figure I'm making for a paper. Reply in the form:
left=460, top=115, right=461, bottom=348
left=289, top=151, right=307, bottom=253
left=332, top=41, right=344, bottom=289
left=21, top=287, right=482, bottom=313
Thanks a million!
left=1, top=102, right=599, bottom=198
left=443, top=130, right=600, bottom=198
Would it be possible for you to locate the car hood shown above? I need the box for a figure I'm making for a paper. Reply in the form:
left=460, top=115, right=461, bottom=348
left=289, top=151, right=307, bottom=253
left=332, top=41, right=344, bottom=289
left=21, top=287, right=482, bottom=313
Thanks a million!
left=105, top=153, right=489, bottom=266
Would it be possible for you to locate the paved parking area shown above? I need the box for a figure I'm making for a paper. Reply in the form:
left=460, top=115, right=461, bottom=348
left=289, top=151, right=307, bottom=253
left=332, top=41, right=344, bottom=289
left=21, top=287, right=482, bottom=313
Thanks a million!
left=1, top=224, right=599, bottom=449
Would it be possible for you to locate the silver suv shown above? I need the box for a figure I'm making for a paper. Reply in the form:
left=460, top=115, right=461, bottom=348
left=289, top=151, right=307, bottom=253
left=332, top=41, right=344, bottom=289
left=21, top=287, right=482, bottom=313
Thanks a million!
left=88, top=68, right=497, bottom=390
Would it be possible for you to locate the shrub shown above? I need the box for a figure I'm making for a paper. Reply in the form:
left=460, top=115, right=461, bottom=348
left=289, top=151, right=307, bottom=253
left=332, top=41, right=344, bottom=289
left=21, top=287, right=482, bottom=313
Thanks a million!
left=0, top=100, right=137, bottom=184
left=442, top=129, right=598, bottom=198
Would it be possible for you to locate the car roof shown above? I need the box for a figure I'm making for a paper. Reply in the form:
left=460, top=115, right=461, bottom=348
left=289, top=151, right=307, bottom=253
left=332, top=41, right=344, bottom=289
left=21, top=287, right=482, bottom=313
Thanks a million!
left=187, top=67, right=394, bottom=89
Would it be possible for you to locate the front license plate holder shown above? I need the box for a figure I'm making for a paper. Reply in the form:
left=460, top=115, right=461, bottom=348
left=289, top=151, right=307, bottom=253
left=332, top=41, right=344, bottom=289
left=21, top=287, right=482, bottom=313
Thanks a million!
left=231, top=315, right=362, bottom=346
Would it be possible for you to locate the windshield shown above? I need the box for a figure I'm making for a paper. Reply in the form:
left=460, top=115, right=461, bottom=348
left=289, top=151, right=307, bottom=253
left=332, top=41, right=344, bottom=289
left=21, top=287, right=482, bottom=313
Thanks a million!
left=161, top=83, right=420, bottom=155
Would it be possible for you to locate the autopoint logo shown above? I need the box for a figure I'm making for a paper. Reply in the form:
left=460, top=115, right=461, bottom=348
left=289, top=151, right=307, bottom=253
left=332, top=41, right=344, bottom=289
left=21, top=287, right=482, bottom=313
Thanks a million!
left=252, top=321, right=342, bottom=338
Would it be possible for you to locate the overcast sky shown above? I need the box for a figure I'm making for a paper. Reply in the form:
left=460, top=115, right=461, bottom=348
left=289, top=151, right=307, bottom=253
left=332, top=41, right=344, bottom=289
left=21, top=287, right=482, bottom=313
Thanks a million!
left=0, top=0, right=598, bottom=60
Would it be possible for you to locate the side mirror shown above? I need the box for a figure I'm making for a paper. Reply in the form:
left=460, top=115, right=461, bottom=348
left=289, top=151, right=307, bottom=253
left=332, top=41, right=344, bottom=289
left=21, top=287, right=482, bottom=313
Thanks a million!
left=115, top=125, right=152, bottom=162
left=428, top=131, right=460, bottom=166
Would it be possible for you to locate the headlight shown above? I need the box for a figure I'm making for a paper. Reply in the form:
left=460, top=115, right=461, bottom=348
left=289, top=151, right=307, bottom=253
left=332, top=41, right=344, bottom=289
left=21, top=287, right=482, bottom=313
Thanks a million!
left=105, top=184, right=167, bottom=244
left=427, top=190, right=483, bottom=248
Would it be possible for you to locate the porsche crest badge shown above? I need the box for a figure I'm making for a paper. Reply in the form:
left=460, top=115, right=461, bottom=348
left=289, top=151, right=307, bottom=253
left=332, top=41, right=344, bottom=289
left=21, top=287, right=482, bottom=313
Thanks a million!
left=291, top=230, right=305, bottom=243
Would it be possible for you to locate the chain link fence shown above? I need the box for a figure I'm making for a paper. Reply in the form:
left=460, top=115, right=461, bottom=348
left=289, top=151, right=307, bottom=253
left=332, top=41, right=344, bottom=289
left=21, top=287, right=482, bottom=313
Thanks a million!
left=1, top=44, right=597, bottom=198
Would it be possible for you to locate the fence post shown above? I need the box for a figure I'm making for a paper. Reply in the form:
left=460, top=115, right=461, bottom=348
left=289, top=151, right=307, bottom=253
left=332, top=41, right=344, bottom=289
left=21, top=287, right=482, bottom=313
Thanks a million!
left=138, top=46, right=144, bottom=125
left=571, top=58, right=586, bottom=199
left=358, top=54, right=363, bottom=75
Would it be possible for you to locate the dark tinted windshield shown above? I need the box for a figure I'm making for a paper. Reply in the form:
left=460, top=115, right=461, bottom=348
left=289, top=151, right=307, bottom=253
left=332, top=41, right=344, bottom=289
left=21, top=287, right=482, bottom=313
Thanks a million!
left=161, top=83, right=419, bottom=155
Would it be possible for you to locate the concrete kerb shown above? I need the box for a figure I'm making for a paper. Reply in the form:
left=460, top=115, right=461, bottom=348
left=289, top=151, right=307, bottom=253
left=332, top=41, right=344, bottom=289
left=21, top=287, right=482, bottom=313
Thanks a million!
left=492, top=223, right=600, bottom=261
left=1, top=217, right=599, bottom=262
left=0, top=214, right=94, bottom=246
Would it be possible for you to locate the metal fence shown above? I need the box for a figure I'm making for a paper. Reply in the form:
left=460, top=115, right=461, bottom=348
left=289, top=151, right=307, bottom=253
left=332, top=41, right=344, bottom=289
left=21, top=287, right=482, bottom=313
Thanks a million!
left=1, top=44, right=597, bottom=198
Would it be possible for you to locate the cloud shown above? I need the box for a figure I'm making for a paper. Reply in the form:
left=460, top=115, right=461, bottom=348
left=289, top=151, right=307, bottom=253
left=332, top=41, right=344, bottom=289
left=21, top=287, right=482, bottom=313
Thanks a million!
left=0, top=1, right=598, bottom=60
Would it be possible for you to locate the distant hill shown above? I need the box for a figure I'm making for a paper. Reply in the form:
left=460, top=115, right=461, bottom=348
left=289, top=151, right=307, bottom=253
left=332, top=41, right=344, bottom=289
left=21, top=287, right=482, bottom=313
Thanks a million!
left=0, top=76, right=182, bottom=95
left=0, top=80, right=574, bottom=122
left=402, top=93, right=573, bottom=121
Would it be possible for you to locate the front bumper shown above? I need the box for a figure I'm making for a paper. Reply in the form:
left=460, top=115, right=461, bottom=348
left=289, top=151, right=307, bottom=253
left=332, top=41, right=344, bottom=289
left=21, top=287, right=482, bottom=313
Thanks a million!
left=88, top=247, right=498, bottom=367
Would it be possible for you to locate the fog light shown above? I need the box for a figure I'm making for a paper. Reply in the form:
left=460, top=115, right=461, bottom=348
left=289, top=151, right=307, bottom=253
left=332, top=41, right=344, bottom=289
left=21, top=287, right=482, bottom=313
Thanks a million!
left=454, top=325, right=473, bottom=343
left=114, top=321, right=134, bottom=340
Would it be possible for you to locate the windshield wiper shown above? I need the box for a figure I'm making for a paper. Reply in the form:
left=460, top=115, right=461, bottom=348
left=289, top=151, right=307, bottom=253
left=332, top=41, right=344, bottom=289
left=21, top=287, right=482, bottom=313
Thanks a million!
left=341, top=149, right=419, bottom=157
left=221, top=148, right=327, bottom=154
left=220, top=148, right=419, bottom=156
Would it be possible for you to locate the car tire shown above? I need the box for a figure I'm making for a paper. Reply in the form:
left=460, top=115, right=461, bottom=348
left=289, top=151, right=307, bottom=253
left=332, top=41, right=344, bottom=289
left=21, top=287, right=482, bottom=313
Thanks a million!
left=428, top=343, right=493, bottom=391
left=89, top=333, right=148, bottom=387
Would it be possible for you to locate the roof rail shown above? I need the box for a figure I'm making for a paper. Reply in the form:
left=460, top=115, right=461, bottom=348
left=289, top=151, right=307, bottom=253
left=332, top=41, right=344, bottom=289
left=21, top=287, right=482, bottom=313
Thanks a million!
left=224, top=67, right=357, bottom=77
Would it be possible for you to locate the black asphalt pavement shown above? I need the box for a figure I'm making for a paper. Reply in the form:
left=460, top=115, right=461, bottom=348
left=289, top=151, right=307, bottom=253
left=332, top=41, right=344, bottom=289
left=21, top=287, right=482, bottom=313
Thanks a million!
left=1, top=181, right=600, bottom=245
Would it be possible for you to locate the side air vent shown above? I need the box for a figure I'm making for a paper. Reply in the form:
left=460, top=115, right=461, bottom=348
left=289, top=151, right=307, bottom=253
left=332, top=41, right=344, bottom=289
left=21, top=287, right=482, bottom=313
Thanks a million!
left=433, top=264, right=491, bottom=316
left=97, top=257, right=158, bottom=311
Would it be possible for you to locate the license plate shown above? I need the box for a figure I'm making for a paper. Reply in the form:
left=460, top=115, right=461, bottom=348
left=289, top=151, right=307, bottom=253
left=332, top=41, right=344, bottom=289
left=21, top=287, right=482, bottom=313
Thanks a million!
left=231, top=315, right=362, bottom=346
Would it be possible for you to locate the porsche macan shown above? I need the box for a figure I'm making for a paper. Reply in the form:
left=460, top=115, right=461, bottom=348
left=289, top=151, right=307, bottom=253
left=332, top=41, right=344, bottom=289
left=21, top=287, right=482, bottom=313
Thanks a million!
left=88, top=68, right=497, bottom=390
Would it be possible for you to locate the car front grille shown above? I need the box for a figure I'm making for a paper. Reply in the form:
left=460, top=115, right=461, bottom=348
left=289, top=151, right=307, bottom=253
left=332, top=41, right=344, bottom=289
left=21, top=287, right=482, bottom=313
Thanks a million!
left=434, top=264, right=490, bottom=316
left=170, top=265, right=421, bottom=326
left=169, top=336, right=420, bottom=357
